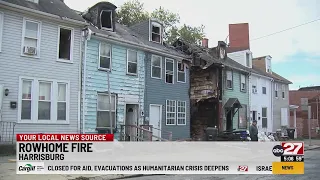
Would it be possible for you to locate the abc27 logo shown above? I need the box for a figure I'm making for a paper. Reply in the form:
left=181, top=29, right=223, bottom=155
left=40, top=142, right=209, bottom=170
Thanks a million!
left=272, top=142, right=304, bottom=162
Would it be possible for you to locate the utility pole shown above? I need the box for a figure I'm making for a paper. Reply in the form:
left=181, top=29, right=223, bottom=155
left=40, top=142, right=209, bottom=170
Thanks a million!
left=308, top=106, right=311, bottom=146
left=107, top=70, right=113, bottom=134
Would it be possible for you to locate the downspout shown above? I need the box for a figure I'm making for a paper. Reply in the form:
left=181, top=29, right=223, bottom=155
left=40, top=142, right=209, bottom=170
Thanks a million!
left=270, top=79, right=274, bottom=133
left=248, top=72, right=252, bottom=130
left=82, top=28, right=91, bottom=134
left=78, top=30, right=82, bottom=133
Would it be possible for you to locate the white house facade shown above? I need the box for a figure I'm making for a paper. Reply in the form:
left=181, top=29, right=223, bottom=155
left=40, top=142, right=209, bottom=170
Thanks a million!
left=0, top=0, right=87, bottom=142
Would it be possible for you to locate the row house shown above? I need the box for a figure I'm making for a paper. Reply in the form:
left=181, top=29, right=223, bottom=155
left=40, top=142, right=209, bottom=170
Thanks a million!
left=80, top=2, right=191, bottom=141
left=226, top=23, right=292, bottom=134
left=0, top=0, right=87, bottom=142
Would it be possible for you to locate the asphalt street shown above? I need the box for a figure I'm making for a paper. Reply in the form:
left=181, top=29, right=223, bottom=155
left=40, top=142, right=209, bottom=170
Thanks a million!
left=125, top=149, right=320, bottom=180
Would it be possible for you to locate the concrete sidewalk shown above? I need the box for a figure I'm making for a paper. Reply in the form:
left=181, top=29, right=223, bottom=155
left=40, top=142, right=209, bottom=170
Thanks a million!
left=304, top=139, right=320, bottom=151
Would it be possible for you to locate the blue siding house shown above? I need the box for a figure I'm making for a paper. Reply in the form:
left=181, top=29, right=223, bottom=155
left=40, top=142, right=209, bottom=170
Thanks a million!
left=80, top=2, right=191, bottom=140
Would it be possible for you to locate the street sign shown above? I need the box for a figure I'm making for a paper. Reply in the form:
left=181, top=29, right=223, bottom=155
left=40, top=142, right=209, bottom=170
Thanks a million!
left=301, top=98, right=309, bottom=111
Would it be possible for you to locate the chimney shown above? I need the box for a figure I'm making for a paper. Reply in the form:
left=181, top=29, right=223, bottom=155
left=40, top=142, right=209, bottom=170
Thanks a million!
left=229, top=23, right=250, bottom=50
left=202, top=38, right=208, bottom=48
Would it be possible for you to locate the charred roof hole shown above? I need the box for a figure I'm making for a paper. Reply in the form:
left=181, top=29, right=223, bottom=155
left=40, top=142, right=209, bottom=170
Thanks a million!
left=100, top=10, right=113, bottom=31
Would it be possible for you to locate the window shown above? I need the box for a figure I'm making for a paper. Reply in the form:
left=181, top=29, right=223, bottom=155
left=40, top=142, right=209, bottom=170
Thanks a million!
left=177, top=101, right=186, bottom=125
left=18, top=77, right=69, bottom=123
left=57, top=83, right=67, bottom=120
left=166, top=100, right=176, bottom=125
left=127, top=50, right=138, bottom=75
left=99, top=43, right=112, bottom=70
left=21, top=80, right=32, bottom=120
left=165, top=58, right=174, bottom=84
left=240, top=74, right=246, bottom=92
left=177, top=61, right=186, bottom=83
left=100, top=10, right=113, bottom=30
left=262, top=87, right=266, bottom=94
left=58, top=27, right=73, bottom=61
left=22, top=19, right=41, bottom=57
left=238, top=104, right=247, bottom=129
left=0, top=12, right=3, bottom=52
left=262, top=107, right=267, bottom=128
left=226, top=71, right=233, bottom=89
left=38, top=82, right=52, bottom=120
left=246, top=53, right=250, bottom=67
left=282, top=85, right=285, bottom=99
left=252, top=85, right=257, bottom=94
left=151, top=22, right=161, bottom=43
left=97, top=93, right=116, bottom=129
left=275, top=83, right=278, bottom=98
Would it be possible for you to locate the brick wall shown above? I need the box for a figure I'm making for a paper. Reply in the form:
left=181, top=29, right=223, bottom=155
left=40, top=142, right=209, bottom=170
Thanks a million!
left=290, top=113, right=319, bottom=138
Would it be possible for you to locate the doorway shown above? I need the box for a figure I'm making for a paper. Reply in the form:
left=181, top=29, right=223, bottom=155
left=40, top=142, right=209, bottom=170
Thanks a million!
left=125, top=104, right=139, bottom=141
left=149, top=104, right=162, bottom=140
left=226, top=110, right=233, bottom=131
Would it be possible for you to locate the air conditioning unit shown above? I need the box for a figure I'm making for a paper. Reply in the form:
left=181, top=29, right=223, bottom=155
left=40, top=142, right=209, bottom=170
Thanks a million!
left=23, top=46, right=37, bottom=55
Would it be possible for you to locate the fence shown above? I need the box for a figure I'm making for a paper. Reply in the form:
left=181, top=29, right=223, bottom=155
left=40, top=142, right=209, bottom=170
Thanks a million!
left=0, top=121, right=16, bottom=144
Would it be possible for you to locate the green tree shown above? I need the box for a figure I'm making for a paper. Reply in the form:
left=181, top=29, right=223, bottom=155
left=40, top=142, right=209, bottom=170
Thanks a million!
left=117, top=0, right=149, bottom=26
left=117, top=0, right=205, bottom=44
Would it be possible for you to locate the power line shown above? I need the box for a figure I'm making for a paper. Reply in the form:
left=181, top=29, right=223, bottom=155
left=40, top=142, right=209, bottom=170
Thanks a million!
left=226, top=17, right=320, bottom=44
left=250, top=18, right=320, bottom=41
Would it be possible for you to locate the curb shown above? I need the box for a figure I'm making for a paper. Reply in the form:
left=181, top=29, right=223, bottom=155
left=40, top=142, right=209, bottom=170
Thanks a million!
left=305, top=146, right=320, bottom=151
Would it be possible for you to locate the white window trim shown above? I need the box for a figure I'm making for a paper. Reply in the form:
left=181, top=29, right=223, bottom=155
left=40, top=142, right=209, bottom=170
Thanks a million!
left=100, top=10, right=113, bottom=31
left=151, top=54, right=162, bottom=79
left=96, top=93, right=117, bottom=129
left=262, top=86, right=267, bottom=95
left=252, top=85, right=257, bottom=94
left=165, top=100, right=176, bottom=126
left=21, top=18, right=41, bottom=58
left=226, top=70, right=233, bottom=89
left=282, top=85, right=285, bottom=99
left=177, top=101, right=187, bottom=125
left=261, top=107, right=268, bottom=128
left=275, top=83, right=278, bottom=98
left=177, top=61, right=186, bottom=83
left=0, top=12, right=3, bottom=52
left=240, top=74, right=246, bottom=92
left=17, top=76, right=70, bottom=124
left=126, top=49, right=138, bottom=75
left=57, top=26, right=74, bottom=63
left=165, top=58, right=175, bottom=84
left=150, top=21, right=162, bottom=44
left=98, top=42, right=112, bottom=71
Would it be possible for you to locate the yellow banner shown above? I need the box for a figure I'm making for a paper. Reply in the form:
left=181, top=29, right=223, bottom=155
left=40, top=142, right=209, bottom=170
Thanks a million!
left=272, top=162, right=304, bottom=174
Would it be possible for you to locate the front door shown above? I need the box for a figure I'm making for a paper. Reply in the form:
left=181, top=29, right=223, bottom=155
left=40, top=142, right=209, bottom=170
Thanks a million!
left=125, top=104, right=139, bottom=141
left=149, top=105, right=161, bottom=140
left=226, top=109, right=233, bottom=131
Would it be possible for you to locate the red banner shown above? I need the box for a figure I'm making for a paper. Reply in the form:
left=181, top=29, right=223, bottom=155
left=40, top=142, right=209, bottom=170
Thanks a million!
left=16, top=134, right=114, bottom=142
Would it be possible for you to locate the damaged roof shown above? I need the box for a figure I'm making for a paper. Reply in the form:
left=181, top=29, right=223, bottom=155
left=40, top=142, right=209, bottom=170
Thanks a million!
left=172, top=38, right=252, bottom=73
left=2, top=0, right=85, bottom=22
left=88, top=23, right=190, bottom=59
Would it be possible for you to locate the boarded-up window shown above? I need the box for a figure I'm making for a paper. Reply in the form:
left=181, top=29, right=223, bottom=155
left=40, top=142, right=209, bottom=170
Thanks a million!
left=262, top=107, right=267, bottom=128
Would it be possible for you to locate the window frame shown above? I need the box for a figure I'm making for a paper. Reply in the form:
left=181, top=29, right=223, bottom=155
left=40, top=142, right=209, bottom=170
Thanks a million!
left=96, top=93, right=117, bottom=129
left=165, top=58, right=175, bottom=84
left=100, top=10, right=113, bottom=31
left=274, top=83, right=278, bottom=98
left=240, top=74, right=246, bottom=92
left=262, top=107, right=268, bottom=128
left=126, top=49, right=138, bottom=75
left=245, top=53, right=250, bottom=67
left=57, top=26, right=74, bottom=63
left=151, top=54, right=162, bottom=79
left=18, top=77, right=70, bottom=124
left=21, top=18, right=41, bottom=58
left=262, top=86, right=267, bottom=94
left=282, top=84, right=285, bottom=99
left=177, top=61, right=186, bottom=83
left=98, top=42, right=112, bottom=71
left=38, top=81, right=53, bottom=121
left=150, top=22, right=162, bottom=44
left=0, top=12, right=3, bottom=52
left=226, top=70, right=233, bottom=89
left=252, top=85, right=257, bottom=94
left=177, top=101, right=187, bottom=125
left=238, top=104, right=247, bottom=129
left=165, top=100, right=176, bottom=125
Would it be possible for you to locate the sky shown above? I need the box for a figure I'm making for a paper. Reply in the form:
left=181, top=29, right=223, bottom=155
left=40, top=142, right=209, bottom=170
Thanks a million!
left=65, top=0, right=320, bottom=90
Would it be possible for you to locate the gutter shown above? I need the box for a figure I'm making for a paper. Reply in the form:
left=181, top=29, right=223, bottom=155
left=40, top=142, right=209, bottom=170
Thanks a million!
left=251, top=72, right=273, bottom=80
left=0, top=1, right=88, bottom=26
left=92, top=32, right=191, bottom=61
